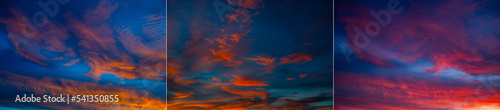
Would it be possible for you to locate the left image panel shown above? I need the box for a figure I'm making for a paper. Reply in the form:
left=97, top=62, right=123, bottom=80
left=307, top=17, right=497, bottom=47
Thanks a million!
left=0, top=0, right=166, bottom=109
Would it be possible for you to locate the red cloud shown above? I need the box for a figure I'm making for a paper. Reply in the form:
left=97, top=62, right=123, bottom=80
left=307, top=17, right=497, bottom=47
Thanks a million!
left=335, top=72, right=500, bottom=109
left=230, top=75, right=268, bottom=86
left=299, top=74, right=308, bottom=78
left=221, top=86, right=269, bottom=100
left=339, top=0, right=500, bottom=74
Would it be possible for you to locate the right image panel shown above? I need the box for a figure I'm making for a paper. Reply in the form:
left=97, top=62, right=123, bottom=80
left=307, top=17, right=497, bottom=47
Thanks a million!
left=334, top=0, right=500, bottom=109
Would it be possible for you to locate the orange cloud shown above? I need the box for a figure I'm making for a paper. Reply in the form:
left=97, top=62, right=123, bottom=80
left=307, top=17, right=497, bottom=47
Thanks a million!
left=246, top=52, right=314, bottom=73
left=166, top=0, right=288, bottom=109
left=279, top=52, right=313, bottom=64
left=0, top=71, right=165, bottom=109
left=182, top=0, right=261, bottom=68
left=167, top=97, right=271, bottom=110
left=225, top=9, right=259, bottom=23
left=168, top=84, right=272, bottom=109
left=211, top=77, right=221, bottom=82
left=299, top=74, right=308, bottom=78
left=211, top=99, right=268, bottom=109
left=221, top=87, right=268, bottom=100
left=173, top=92, right=194, bottom=99
left=230, top=75, right=268, bottom=86
left=167, top=58, right=183, bottom=75
left=209, top=49, right=242, bottom=66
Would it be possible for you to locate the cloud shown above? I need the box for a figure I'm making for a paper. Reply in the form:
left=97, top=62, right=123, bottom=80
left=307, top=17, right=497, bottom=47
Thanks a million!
left=246, top=52, right=314, bottom=73
left=0, top=0, right=166, bottom=81
left=334, top=72, right=500, bottom=109
left=246, top=56, right=276, bottom=66
left=279, top=52, right=313, bottom=64
left=230, top=75, right=268, bottom=86
left=63, top=59, right=81, bottom=66
left=65, top=1, right=166, bottom=80
left=0, top=71, right=165, bottom=109
left=339, top=0, right=500, bottom=74
left=299, top=74, right=308, bottom=78
left=227, top=0, right=264, bottom=9
left=166, top=0, right=332, bottom=109
left=211, top=77, right=221, bottom=82
left=336, top=1, right=500, bottom=109
left=221, top=86, right=269, bottom=99
left=0, top=8, right=75, bottom=66
left=173, top=92, right=193, bottom=99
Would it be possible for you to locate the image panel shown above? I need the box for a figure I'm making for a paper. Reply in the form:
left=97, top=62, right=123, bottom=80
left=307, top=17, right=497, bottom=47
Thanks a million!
left=334, top=0, right=500, bottom=109
left=167, top=0, right=333, bottom=109
left=0, top=0, right=166, bottom=109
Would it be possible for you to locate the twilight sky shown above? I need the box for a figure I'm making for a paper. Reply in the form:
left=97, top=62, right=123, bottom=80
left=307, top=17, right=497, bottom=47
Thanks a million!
left=0, top=0, right=166, bottom=109
left=168, top=0, right=333, bottom=109
left=335, top=0, right=500, bottom=109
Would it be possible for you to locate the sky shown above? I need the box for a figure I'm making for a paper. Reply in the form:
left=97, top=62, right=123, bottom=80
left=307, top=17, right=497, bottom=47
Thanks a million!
left=167, top=0, right=333, bottom=109
left=0, top=0, right=166, bottom=109
left=334, top=0, right=500, bottom=109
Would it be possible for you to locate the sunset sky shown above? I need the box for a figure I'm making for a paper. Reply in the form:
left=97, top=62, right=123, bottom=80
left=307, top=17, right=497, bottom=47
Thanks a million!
left=168, top=0, right=333, bottom=109
left=0, top=0, right=166, bottom=109
left=335, top=0, right=500, bottom=109
left=0, top=0, right=334, bottom=109
left=4, top=0, right=494, bottom=109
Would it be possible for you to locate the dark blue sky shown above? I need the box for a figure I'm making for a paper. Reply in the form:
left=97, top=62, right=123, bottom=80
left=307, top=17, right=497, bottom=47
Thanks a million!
left=167, top=0, right=332, bottom=109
